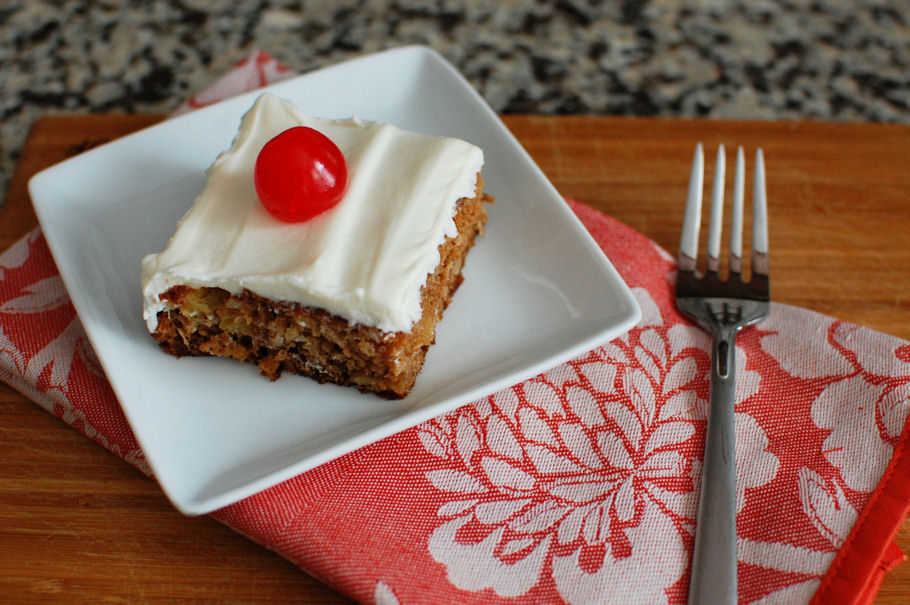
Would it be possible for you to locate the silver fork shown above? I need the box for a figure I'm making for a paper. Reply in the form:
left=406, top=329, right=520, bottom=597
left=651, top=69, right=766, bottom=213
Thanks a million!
left=676, top=144, right=770, bottom=605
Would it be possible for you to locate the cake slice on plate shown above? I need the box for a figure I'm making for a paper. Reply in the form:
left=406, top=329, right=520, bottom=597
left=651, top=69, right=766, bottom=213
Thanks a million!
left=141, top=93, right=492, bottom=399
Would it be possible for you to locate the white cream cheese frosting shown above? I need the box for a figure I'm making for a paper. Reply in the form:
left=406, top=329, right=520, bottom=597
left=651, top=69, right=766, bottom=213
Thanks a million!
left=141, top=93, right=484, bottom=333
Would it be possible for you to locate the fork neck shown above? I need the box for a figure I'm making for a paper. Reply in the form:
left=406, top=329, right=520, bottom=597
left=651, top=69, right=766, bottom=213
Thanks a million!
left=712, top=327, right=739, bottom=380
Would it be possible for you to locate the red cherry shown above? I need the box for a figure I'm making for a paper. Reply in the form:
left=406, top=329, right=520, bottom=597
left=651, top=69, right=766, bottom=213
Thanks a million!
left=254, top=126, right=348, bottom=222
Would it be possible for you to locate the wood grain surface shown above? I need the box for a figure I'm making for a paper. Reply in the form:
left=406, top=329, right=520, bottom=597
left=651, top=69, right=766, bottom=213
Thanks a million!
left=1, top=114, right=908, bottom=603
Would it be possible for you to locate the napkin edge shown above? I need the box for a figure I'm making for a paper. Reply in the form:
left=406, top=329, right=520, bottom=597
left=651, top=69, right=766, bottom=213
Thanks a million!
left=811, top=410, right=910, bottom=604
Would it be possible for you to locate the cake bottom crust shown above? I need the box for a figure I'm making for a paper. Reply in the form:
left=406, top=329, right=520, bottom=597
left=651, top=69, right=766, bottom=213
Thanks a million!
left=149, top=188, right=491, bottom=399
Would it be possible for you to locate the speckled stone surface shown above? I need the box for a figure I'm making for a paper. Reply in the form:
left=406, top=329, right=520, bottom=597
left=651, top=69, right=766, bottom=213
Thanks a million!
left=2, top=0, right=910, bottom=197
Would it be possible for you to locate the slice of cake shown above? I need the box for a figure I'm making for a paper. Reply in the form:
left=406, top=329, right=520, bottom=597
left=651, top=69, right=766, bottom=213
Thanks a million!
left=141, top=93, right=492, bottom=399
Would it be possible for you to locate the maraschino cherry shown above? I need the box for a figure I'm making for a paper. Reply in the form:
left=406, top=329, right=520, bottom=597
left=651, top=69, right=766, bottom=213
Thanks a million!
left=254, top=126, right=348, bottom=223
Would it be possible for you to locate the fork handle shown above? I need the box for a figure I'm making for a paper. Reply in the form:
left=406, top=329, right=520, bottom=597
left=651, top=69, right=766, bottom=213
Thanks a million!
left=688, top=327, right=738, bottom=605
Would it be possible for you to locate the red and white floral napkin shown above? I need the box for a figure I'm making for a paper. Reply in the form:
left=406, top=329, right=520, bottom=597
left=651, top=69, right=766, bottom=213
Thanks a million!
left=3, top=51, right=910, bottom=604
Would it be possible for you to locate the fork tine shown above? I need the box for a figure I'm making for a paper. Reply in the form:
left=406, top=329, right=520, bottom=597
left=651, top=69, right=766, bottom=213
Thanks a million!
left=730, top=147, right=745, bottom=274
left=679, top=143, right=704, bottom=272
left=706, top=145, right=726, bottom=273
left=752, top=148, right=769, bottom=276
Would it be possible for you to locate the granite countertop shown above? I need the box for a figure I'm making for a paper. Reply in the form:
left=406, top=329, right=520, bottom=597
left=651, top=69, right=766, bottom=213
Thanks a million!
left=2, top=0, right=909, bottom=198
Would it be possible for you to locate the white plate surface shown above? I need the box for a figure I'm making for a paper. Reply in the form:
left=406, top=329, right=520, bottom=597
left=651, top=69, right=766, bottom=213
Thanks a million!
left=29, top=46, right=641, bottom=515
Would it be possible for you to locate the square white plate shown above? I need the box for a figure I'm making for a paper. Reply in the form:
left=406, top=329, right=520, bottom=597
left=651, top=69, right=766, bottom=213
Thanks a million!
left=29, top=46, right=641, bottom=515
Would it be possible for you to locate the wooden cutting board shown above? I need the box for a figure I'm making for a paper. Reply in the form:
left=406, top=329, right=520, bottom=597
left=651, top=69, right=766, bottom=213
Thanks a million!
left=1, top=114, right=909, bottom=602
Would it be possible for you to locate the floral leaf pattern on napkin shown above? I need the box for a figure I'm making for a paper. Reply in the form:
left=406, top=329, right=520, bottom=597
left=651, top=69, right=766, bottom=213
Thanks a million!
left=418, top=287, right=706, bottom=601
left=0, top=230, right=149, bottom=474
